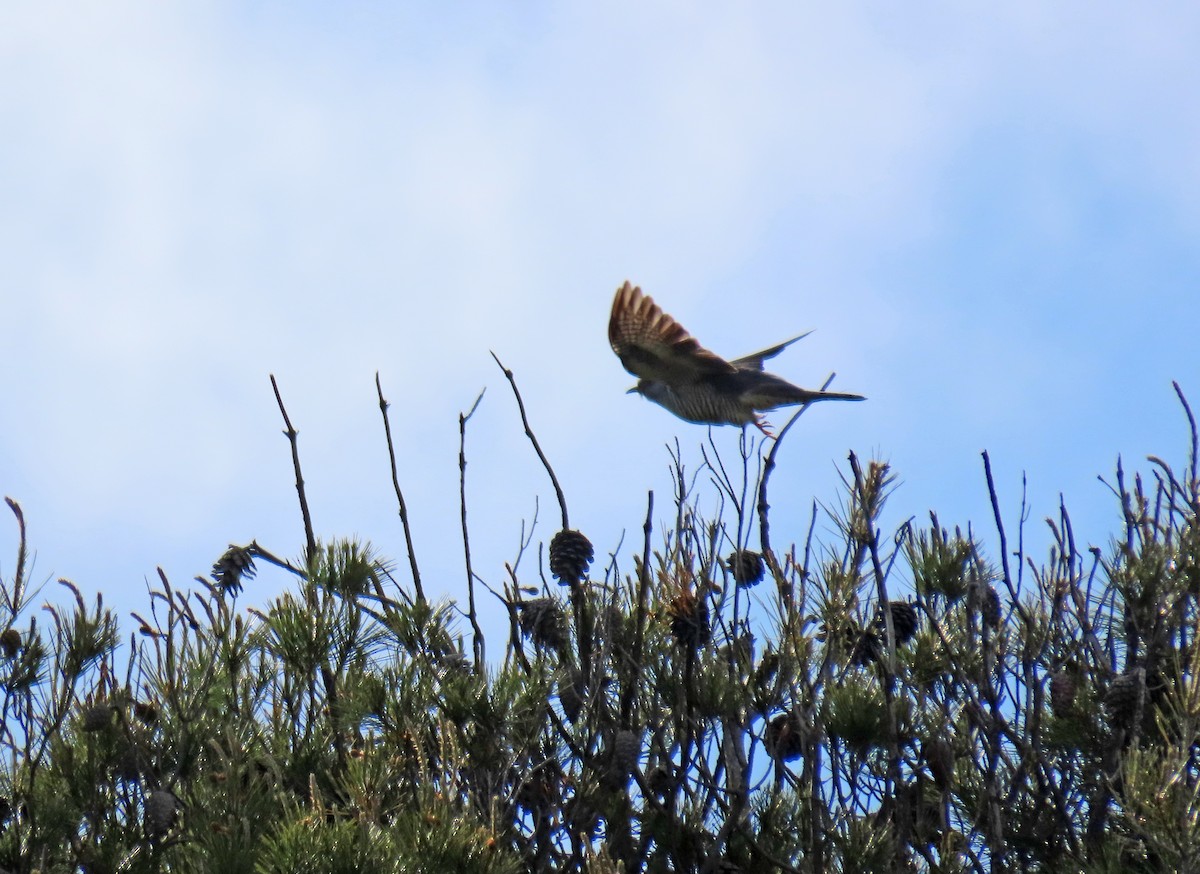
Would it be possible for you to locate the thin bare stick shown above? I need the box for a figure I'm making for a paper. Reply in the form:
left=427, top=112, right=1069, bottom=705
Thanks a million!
left=490, top=352, right=569, bottom=530
left=501, top=563, right=527, bottom=668
left=757, top=372, right=837, bottom=573
left=982, top=451, right=1015, bottom=598
left=4, top=498, right=26, bottom=614
left=512, top=496, right=539, bottom=579
left=1173, top=380, right=1198, bottom=497
left=459, top=389, right=487, bottom=672
left=375, top=373, right=426, bottom=603
left=247, top=540, right=308, bottom=580
left=621, top=490, right=654, bottom=728
left=1015, top=471, right=1029, bottom=591
left=269, top=374, right=317, bottom=564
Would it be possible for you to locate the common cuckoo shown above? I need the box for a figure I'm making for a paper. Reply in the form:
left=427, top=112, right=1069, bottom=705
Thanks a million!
left=608, top=281, right=864, bottom=433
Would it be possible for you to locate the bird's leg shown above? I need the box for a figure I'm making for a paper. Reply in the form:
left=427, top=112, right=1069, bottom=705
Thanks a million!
left=754, top=416, right=775, bottom=438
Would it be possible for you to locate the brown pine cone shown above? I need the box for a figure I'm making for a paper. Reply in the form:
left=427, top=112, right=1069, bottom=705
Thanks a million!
left=1049, top=670, right=1077, bottom=717
left=80, top=702, right=115, bottom=732
left=881, top=601, right=920, bottom=644
left=765, top=711, right=805, bottom=762
left=726, top=550, right=765, bottom=587
left=1104, top=668, right=1145, bottom=725
left=212, top=544, right=256, bottom=594
left=145, top=789, right=179, bottom=839
left=518, top=598, right=568, bottom=655
left=549, top=529, right=594, bottom=585
left=667, top=591, right=710, bottom=649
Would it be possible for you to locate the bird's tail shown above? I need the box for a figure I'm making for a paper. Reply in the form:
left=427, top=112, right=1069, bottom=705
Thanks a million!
left=748, top=381, right=865, bottom=408
left=802, top=390, right=865, bottom=403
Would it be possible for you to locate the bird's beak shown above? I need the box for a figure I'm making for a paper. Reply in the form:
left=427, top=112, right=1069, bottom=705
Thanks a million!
left=626, top=386, right=639, bottom=395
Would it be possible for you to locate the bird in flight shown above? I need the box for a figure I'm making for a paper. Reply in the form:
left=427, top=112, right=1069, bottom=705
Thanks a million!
left=608, top=281, right=864, bottom=434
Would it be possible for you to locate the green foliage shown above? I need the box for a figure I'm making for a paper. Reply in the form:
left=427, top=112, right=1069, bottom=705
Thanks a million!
left=0, top=386, right=1196, bottom=872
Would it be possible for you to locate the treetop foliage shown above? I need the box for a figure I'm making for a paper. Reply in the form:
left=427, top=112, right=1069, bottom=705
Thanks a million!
left=0, top=375, right=1196, bottom=873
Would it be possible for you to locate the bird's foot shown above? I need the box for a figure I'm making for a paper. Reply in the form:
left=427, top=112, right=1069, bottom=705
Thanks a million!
left=754, top=417, right=775, bottom=438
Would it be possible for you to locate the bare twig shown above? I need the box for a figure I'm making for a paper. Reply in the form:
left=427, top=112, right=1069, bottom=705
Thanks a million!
left=1173, top=380, right=1198, bottom=496
left=375, top=373, right=425, bottom=603
left=511, top=497, right=539, bottom=580
left=4, top=498, right=26, bottom=615
left=982, top=451, right=1014, bottom=599
left=490, top=352, right=570, bottom=530
left=269, top=375, right=317, bottom=565
left=246, top=541, right=309, bottom=580
left=621, top=490, right=654, bottom=728
left=458, top=389, right=487, bottom=673
left=757, top=372, right=837, bottom=578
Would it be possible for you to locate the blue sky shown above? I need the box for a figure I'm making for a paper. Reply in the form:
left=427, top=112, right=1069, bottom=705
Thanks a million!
left=1, top=4, right=1197, bottom=645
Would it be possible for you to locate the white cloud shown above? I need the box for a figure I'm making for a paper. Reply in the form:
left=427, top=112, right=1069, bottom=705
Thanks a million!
left=0, top=2, right=1196, bottom=628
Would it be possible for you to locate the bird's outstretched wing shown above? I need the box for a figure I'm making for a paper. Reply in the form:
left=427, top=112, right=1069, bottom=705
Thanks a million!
left=608, top=281, right=735, bottom=383
left=731, top=331, right=813, bottom=371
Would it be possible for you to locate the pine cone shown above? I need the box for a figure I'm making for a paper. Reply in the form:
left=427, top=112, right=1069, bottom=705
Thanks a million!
left=598, top=729, right=641, bottom=791
left=133, top=700, right=159, bottom=724
left=850, top=629, right=882, bottom=666
left=0, top=628, right=21, bottom=658
left=1105, top=668, right=1146, bottom=725
left=549, top=529, right=594, bottom=585
left=559, top=672, right=588, bottom=723
left=518, top=598, right=567, bottom=654
left=80, top=702, right=115, bottom=732
left=765, top=712, right=805, bottom=762
left=666, top=591, right=710, bottom=649
left=145, top=789, right=179, bottom=839
left=611, top=729, right=641, bottom=777
left=983, top=586, right=1001, bottom=628
left=923, top=737, right=955, bottom=791
left=883, top=601, right=920, bottom=644
left=1049, top=670, right=1077, bottom=717
left=646, top=763, right=678, bottom=798
left=114, top=743, right=149, bottom=783
left=726, top=550, right=765, bottom=587
left=755, top=651, right=780, bottom=689
left=974, top=584, right=1001, bottom=629
left=212, top=544, right=256, bottom=594
left=600, top=604, right=631, bottom=658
